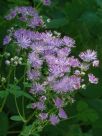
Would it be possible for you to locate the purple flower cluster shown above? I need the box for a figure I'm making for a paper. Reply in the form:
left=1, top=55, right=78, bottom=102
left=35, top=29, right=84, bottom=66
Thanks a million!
left=3, top=6, right=99, bottom=126
left=5, top=6, right=43, bottom=28
left=4, top=28, right=99, bottom=125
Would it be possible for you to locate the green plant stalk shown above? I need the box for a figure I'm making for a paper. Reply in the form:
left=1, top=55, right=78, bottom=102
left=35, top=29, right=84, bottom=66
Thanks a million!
left=36, top=1, right=42, bottom=9
left=22, top=66, right=27, bottom=118
left=0, top=65, right=13, bottom=112
left=0, top=95, right=8, bottom=112
left=15, top=96, right=27, bottom=123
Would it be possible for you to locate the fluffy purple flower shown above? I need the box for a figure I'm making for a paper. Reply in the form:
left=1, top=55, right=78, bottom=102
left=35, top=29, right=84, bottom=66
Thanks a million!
left=57, top=48, right=71, bottom=57
left=88, top=74, right=98, bottom=84
left=54, top=97, right=63, bottom=108
left=5, top=7, right=43, bottom=28
left=52, top=76, right=81, bottom=93
left=14, top=29, right=31, bottom=48
left=79, top=50, right=97, bottom=62
left=39, top=113, right=48, bottom=120
left=63, top=36, right=75, bottom=47
left=58, top=108, right=68, bottom=119
left=36, top=101, right=46, bottom=111
left=27, top=69, right=40, bottom=80
left=67, top=57, right=80, bottom=67
left=49, top=115, right=60, bottom=125
left=30, top=83, right=44, bottom=94
left=3, top=35, right=11, bottom=45
left=32, top=103, right=37, bottom=109
left=28, top=52, right=43, bottom=68
left=45, top=55, right=71, bottom=77
left=5, top=9, right=17, bottom=20
left=28, top=17, right=43, bottom=28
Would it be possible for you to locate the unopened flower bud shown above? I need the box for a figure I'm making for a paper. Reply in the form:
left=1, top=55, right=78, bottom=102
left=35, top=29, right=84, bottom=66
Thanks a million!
left=81, top=72, right=85, bottom=76
left=11, top=58, right=14, bottom=62
left=5, top=60, right=10, bottom=65
left=74, top=70, right=80, bottom=75
left=1, top=77, right=6, bottom=83
left=19, top=57, right=23, bottom=61
left=14, top=56, right=19, bottom=60
left=92, top=60, right=99, bottom=67
left=47, top=18, right=51, bottom=23
left=4, top=52, right=10, bottom=57
left=18, top=60, right=22, bottom=65
left=14, top=61, right=18, bottom=65
left=81, top=84, right=86, bottom=89
left=40, top=96, right=47, bottom=101
left=54, top=31, right=61, bottom=37
left=42, top=24, right=47, bottom=28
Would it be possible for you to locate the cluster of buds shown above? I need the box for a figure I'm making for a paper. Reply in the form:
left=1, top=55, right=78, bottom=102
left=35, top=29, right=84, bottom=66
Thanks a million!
left=1, top=77, right=6, bottom=83
left=5, top=56, right=23, bottom=66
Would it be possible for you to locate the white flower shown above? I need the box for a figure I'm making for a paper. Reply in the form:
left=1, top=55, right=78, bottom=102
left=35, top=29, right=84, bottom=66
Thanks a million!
left=47, top=18, right=51, bottom=23
left=1, top=77, right=6, bottom=83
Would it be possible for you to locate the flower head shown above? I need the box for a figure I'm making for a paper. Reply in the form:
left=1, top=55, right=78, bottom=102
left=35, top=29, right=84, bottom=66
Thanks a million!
left=30, top=83, right=44, bottom=94
left=39, top=113, right=48, bottom=120
left=3, top=35, right=11, bottom=45
left=79, top=50, right=97, bottom=62
left=36, top=101, right=46, bottom=111
left=58, top=108, right=68, bottom=119
left=63, top=36, right=75, bottom=47
left=49, top=115, right=60, bottom=125
left=88, top=74, right=98, bottom=84
left=54, top=97, right=63, bottom=108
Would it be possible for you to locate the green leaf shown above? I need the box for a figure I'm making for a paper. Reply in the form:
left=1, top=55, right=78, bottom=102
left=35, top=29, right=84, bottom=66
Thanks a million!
left=8, top=84, right=34, bottom=100
left=7, top=0, right=29, bottom=5
left=20, top=123, right=41, bottom=136
left=23, top=82, right=32, bottom=88
left=10, top=115, right=22, bottom=121
left=47, top=18, right=68, bottom=29
left=0, top=112, right=8, bottom=136
left=21, top=91, right=34, bottom=101
left=77, top=100, right=98, bottom=123
left=96, top=0, right=102, bottom=7
left=0, top=91, right=9, bottom=98
left=26, top=103, right=33, bottom=109
left=77, top=100, right=89, bottom=112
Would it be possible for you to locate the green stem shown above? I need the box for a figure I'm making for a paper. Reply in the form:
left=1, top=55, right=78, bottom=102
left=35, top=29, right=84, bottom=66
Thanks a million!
left=15, top=97, right=27, bottom=123
left=8, top=131, right=20, bottom=134
left=36, top=1, right=42, bottom=9
left=27, top=111, right=35, bottom=123
left=0, top=66, right=13, bottom=111
left=0, top=95, right=8, bottom=112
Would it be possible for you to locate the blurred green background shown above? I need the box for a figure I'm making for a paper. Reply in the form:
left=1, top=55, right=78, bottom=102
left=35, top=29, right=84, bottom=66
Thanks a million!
left=0, top=0, right=102, bottom=136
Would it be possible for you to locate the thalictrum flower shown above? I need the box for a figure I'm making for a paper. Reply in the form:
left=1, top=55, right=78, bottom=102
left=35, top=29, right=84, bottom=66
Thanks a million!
left=88, top=74, right=98, bottom=84
left=49, top=115, right=60, bottom=125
